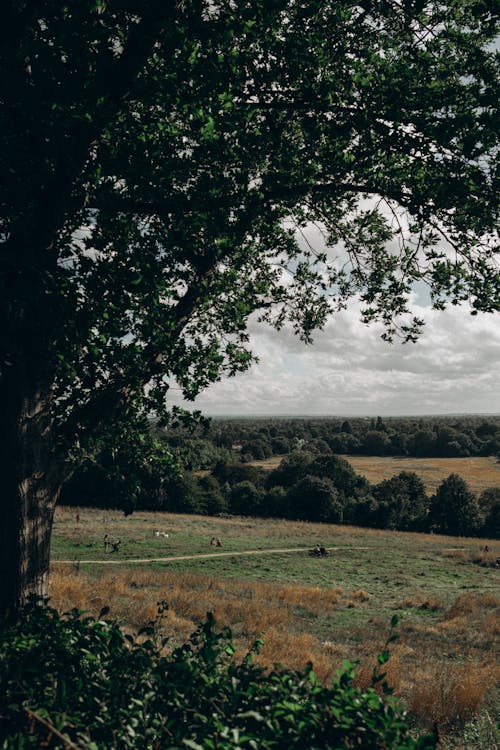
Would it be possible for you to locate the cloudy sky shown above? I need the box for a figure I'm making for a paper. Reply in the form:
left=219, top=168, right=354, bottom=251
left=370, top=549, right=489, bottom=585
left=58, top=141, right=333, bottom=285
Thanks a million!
left=168, top=299, right=499, bottom=417
left=168, top=218, right=500, bottom=418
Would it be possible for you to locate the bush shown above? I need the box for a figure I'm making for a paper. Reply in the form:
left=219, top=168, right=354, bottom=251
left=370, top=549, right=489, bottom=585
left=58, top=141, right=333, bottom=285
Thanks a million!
left=0, top=600, right=436, bottom=749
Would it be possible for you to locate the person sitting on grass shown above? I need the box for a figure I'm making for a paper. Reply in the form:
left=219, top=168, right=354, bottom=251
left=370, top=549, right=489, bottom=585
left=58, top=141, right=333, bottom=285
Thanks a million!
left=111, top=539, right=121, bottom=553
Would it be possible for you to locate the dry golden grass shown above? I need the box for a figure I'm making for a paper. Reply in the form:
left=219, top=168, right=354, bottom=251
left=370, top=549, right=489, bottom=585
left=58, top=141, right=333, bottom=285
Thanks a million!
left=345, top=589, right=371, bottom=608
left=50, top=508, right=500, bottom=739
left=353, top=642, right=500, bottom=730
left=49, top=566, right=353, bottom=683
left=481, top=611, right=500, bottom=639
left=252, top=628, right=321, bottom=670
left=244, top=455, right=288, bottom=470
left=340, top=454, right=500, bottom=495
left=353, top=642, right=408, bottom=693
left=49, top=567, right=346, bottom=658
left=442, top=548, right=469, bottom=561
left=443, top=592, right=499, bottom=620
left=410, top=661, right=499, bottom=727
left=442, top=548, right=499, bottom=568
left=349, top=588, right=371, bottom=602
left=400, top=593, right=445, bottom=611
left=49, top=565, right=500, bottom=730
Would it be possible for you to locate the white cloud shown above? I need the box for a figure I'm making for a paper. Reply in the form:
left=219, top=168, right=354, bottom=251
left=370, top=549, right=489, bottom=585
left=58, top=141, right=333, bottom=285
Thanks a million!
left=168, top=289, right=500, bottom=417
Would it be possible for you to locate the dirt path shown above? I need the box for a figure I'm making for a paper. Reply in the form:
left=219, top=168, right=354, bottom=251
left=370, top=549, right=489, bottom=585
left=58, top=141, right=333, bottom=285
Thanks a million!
left=52, top=546, right=370, bottom=565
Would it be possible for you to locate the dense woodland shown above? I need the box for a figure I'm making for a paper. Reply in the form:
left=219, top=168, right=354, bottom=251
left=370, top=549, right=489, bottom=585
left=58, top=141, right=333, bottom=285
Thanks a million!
left=62, top=416, right=500, bottom=538
left=207, top=415, right=500, bottom=460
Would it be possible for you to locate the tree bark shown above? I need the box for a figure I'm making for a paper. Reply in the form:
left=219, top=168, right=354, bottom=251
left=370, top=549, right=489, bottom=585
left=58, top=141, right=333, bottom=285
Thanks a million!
left=0, top=368, right=64, bottom=625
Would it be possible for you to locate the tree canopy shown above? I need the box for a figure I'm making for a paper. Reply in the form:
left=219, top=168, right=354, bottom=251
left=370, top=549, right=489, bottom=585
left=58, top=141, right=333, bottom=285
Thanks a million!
left=0, top=0, right=498, bottom=620
left=429, top=473, right=481, bottom=535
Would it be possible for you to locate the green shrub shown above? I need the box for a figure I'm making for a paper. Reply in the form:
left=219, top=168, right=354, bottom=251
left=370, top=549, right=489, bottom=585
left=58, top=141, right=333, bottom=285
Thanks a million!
left=0, top=599, right=435, bottom=749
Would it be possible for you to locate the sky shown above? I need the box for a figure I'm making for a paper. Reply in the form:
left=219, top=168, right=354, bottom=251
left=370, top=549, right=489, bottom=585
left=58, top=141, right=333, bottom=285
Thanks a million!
left=168, top=220, right=500, bottom=418
left=168, top=298, right=500, bottom=417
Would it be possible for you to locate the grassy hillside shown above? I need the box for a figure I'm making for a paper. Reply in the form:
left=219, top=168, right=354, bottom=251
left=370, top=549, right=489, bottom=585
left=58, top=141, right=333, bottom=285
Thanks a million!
left=50, top=507, right=499, bottom=745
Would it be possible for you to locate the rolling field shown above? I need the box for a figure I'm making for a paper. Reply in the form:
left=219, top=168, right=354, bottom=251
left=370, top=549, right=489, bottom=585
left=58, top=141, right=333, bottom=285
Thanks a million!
left=341, top=454, right=500, bottom=495
left=50, top=507, right=499, bottom=745
left=246, top=454, right=500, bottom=495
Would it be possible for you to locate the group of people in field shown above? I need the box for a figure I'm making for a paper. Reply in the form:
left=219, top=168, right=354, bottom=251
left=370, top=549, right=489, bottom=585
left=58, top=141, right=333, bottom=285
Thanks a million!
left=103, top=534, right=121, bottom=553
left=310, top=544, right=328, bottom=557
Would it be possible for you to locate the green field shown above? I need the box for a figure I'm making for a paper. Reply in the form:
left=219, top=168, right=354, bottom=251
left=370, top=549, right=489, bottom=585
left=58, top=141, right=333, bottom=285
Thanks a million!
left=51, top=506, right=499, bottom=603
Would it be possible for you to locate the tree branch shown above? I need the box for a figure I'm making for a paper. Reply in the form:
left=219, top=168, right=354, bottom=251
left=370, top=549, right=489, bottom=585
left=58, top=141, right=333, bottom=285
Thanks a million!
left=85, top=181, right=384, bottom=222
left=23, top=707, right=86, bottom=750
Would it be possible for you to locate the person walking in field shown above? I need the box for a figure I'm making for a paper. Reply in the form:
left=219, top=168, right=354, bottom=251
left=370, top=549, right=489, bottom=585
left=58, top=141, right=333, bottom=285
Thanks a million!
left=103, top=534, right=110, bottom=552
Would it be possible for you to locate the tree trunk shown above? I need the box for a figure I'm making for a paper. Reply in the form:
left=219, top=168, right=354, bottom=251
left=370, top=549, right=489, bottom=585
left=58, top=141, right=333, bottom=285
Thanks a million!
left=0, top=369, right=63, bottom=625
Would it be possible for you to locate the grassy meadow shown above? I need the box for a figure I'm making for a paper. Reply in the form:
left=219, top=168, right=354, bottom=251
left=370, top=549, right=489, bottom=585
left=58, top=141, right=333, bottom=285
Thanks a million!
left=246, top=454, right=500, bottom=495
left=50, top=506, right=499, bottom=744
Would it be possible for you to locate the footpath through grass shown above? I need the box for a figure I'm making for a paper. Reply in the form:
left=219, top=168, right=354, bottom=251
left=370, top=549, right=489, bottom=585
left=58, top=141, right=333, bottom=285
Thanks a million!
left=51, top=506, right=498, bottom=617
left=50, top=507, right=500, bottom=746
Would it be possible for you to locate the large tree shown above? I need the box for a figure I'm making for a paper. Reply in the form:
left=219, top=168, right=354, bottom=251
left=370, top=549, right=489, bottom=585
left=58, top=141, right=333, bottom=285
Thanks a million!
left=429, top=473, right=481, bottom=535
left=372, top=471, right=428, bottom=530
left=0, top=0, right=498, bottom=622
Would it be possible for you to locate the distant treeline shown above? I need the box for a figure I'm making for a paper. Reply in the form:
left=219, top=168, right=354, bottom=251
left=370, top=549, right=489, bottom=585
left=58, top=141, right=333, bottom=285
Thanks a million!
left=62, top=415, right=500, bottom=539
left=206, top=415, right=500, bottom=461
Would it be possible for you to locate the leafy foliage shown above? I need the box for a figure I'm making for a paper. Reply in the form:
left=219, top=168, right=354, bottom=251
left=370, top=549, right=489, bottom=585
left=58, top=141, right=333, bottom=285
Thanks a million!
left=0, top=600, right=436, bottom=749
left=429, top=474, right=482, bottom=535
left=373, top=472, right=429, bottom=531
left=287, top=475, right=341, bottom=522
left=212, top=415, right=500, bottom=461
left=61, top=415, right=500, bottom=518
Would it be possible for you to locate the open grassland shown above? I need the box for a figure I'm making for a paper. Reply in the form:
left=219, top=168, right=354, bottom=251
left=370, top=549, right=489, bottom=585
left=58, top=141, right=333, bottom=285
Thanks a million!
left=247, top=454, right=500, bottom=495
left=50, top=507, right=499, bottom=744
left=246, top=454, right=287, bottom=470
left=340, top=454, right=500, bottom=495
